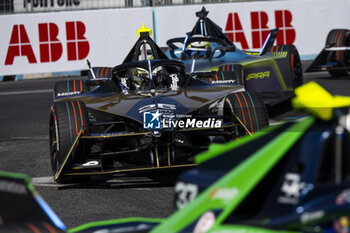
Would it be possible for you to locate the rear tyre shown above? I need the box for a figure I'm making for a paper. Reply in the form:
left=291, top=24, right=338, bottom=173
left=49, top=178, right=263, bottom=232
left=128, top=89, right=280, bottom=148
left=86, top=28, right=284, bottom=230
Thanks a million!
left=49, top=101, right=90, bottom=183
left=224, top=91, right=269, bottom=138
left=53, top=80, right=89, bottom=99
left=325, top=29, right=350, bottom=77
left=271, top=45, right=303, bottom=87
left=87, top=67, right=113, bottom=79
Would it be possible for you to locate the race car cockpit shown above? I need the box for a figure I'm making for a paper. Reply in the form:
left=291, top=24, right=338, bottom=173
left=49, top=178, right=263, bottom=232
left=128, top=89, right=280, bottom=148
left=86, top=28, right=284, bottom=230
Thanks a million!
left=185, top=39, right=212, bottom=59
left=112, top=60, right=187, bottom=94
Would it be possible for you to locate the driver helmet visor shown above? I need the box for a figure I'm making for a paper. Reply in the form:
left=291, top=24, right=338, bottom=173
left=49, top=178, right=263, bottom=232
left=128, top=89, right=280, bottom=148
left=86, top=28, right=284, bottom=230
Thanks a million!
left=186, top=41, right=210, bottom=58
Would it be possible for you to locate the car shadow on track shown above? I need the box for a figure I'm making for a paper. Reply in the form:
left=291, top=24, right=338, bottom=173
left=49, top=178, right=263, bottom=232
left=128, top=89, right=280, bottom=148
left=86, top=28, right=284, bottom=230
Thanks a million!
left=56, top=170, right=183, bottom=190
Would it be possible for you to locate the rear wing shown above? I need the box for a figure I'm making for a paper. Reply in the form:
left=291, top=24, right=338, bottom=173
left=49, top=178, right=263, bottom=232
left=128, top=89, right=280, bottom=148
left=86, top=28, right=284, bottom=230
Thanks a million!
left=86, top=60, right=113, bottom=80
left=260, top=28, right=279, bottom=55
left=0, top=171, right=66, bottom=232
left=243, top=28, right=279, bottom=56
left=305, top=47, right=350, bottom=72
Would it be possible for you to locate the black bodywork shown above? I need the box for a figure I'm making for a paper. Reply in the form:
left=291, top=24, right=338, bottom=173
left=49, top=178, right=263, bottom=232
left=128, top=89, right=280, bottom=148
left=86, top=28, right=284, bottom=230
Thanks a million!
left=49, top=31, right=264, bottom=182
left=163, top=7, right=301, bottom=106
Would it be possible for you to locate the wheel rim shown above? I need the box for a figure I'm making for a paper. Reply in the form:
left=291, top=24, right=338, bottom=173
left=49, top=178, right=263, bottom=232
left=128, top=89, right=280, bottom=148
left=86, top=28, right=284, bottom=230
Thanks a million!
left=49, top=115, right=58, bottom=174
left=223, top=102, right=241, bottom=140
left=292, top=51, right=303, bottom=87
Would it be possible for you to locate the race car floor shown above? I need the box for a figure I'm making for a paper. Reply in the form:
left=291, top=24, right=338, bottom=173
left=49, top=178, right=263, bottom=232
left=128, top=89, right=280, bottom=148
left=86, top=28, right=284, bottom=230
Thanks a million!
left=0, top=64, right=349, bottom=228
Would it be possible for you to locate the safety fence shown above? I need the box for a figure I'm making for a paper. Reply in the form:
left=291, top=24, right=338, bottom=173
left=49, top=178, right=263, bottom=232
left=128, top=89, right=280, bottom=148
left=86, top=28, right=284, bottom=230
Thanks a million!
left=1, top=0, right=271, bottom=14
left=1, top=0, right=349, bottom=78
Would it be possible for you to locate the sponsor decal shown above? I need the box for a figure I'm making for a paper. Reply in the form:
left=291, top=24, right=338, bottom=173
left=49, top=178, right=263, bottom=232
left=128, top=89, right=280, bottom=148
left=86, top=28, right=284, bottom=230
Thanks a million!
left=194, top=211, right=216, bottom=233
left=170, top=73, right=179, bottom=90
left=225, top=10, right=296, bottom=49
left=211, top=80, right=235, bottom=84
left=81, top=161, right=99, bottom=167
left=143, top=110, right=221, bottom=129
left=278, top=173, right=306, bottom=204
left=5, top=21, right=89, bottom=65
left=267, top=51, right=288, bottom=58
left=209, top=187, right=239, bottom=204
left=139, top=103, right=176, bottom=113
left=162, top=117, right=221, bottom=129
left=336, top=189, right=350, bottom=206
left=175, top=181, right=198, bottom=209
left=246, top=71, right=270, bottom=81
left=143, top=110, right=162, bottom=129
left=300, top=210, right=325, bottom=223
left=23, top=0, right=81, bottom=9
left=57, top=91, right=81, bottom=97
left=0, top=180, right=27, bottom=195
left=120, top=78, right=129, bottom=94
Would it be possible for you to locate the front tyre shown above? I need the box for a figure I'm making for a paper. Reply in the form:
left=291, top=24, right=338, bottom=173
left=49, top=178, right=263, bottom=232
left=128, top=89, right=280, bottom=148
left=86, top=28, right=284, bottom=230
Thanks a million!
left=49, top=101, right=90, bottom=183
left=270, top=45, right=303, bottom=87
left=224, top=91, right=269, bottom=139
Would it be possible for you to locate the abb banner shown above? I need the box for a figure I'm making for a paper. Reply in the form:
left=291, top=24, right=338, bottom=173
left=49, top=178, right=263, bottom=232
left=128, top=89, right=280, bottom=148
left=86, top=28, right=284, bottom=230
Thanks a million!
left=0, top=8, right=153, bottom=76
left=2, top=0, right=350, bottom=76
left=155, top=0, right=350, bottom=56
left=225, top=10, right=295, bottom=49
left=5, top=22, right=89, bottom=65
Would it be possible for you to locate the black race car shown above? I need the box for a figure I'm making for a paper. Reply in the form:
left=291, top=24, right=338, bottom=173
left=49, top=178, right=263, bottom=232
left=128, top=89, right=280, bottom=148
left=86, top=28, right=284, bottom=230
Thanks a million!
left=163, top=7, right=303, bottom=99
left=306, top=29, right=350, bottom=77
left=49, top=29, right=269, bottom=183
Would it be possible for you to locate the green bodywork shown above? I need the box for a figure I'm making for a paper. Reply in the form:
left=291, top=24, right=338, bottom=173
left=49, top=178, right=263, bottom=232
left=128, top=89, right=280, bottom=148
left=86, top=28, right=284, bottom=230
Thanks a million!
left=0, top=170, right=34, bottom=191
left=67, top=117, right=313, bottom=233
left=150, top=117, right=314, bottom=233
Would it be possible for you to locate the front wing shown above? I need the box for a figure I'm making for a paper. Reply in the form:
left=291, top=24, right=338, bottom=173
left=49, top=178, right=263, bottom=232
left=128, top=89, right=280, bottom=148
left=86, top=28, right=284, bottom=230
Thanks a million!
left=54, top=124, right=238, bottom=181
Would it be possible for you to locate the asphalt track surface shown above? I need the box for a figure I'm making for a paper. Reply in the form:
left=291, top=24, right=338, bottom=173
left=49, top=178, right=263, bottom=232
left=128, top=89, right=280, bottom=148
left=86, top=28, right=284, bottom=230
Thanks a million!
left=0, top=62, right=349, bottom=229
